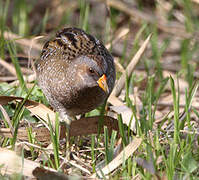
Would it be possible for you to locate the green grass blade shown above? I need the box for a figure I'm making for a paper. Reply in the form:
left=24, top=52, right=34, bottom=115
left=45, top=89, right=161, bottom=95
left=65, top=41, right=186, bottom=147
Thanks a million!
left=48, top=113, right=60, bottom=169
left=118, top=114, right=127, bottom=146
left=7, top=40, right=27, bottom=91
left=170, top=76, right=179, bottom=144
left=104, top=126, right=109, bottom=164
left=11, top=84, right=35, bottom=148
left=91, top=134, right=96, bottom=172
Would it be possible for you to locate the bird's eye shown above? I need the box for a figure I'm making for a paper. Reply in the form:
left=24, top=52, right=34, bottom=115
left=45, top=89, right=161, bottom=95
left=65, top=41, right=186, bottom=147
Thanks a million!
left=89, top=67, right=95, bottom=74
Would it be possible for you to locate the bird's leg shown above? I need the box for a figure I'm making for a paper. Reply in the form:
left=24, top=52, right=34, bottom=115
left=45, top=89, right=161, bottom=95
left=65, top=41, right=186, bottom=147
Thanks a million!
left=59, top=111, right=75, bottom=160
left=80, top=113, right=86, bottom=118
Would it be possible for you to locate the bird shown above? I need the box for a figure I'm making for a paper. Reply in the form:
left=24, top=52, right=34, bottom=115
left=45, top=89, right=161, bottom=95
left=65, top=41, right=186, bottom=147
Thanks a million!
left=35, top=27, right=116, bottom=127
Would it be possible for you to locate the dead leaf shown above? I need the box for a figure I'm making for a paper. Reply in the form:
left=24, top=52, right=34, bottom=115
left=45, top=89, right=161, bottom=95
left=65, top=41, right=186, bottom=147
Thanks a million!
left=0, top=148, right=55, bottom=178
left=0, top=96, right=119, bottom=141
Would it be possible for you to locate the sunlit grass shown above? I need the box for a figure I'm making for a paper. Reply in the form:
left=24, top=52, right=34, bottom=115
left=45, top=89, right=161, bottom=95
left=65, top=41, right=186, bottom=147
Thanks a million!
left=0, top=0, right=199, bottom=179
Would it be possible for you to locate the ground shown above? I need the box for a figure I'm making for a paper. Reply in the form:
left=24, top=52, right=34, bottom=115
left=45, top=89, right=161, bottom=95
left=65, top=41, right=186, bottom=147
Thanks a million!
left=0, top=0, right=199, bottom=179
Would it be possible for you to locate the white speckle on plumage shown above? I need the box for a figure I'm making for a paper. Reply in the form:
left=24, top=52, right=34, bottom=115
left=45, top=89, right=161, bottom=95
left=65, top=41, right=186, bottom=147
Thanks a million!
left=60, top=35, right=70, bottom=44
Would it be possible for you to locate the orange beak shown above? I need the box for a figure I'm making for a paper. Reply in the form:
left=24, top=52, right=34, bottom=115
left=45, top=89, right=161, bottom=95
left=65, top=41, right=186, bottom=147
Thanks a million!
left=97, top=74, right=109, bottom=93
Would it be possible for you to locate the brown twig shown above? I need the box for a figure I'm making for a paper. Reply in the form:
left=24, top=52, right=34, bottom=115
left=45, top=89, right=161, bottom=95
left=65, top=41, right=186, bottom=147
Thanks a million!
left=103, top=0, right=195, bottom=39
left=111, top=34, right=152, bottom=97
left=0, top=58, right=17, bottom=76
left=0, top=105, right=14, bottom=135
left=2, top=31, right=42, bottom=52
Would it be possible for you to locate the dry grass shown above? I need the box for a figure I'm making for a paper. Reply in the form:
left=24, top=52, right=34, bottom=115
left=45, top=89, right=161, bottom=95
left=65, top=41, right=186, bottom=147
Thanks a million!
left=0, top=0, right=199, bottom=179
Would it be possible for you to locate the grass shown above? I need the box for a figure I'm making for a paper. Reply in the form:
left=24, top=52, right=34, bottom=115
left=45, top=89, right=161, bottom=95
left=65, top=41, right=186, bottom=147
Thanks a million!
left=0, top=0, right=199, bottom=179
left=48, top=113, right=60, bottom=170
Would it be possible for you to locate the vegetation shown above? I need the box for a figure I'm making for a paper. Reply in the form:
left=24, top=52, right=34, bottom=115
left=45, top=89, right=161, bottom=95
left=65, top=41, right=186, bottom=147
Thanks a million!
left=0, top=0, right=199, bottom=179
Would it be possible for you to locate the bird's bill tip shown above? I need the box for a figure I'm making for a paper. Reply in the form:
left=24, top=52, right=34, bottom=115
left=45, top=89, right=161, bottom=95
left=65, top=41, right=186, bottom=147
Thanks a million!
left=97, top=74, right=109, bottom=93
